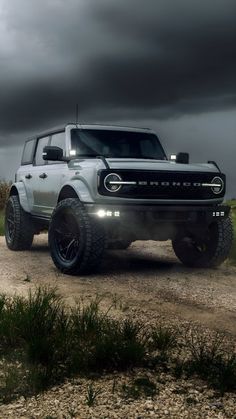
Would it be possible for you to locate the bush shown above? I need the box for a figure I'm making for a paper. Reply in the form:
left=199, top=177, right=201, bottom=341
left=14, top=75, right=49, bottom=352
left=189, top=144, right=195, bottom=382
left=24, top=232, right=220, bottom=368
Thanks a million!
left=0, top=288, right=147, bottom=401
left=69, top=306, right=146, bottom=372
left=149, top=325, right=178, bottom=361
left=0, top=181, right=11, bottom=235
left=0, top=287, right=235, bottom=403
left=0, top=181, right=11, bottom=210
left=229, top=205, right=236, bottom=264
left=186, top=330, right=236, bottom=393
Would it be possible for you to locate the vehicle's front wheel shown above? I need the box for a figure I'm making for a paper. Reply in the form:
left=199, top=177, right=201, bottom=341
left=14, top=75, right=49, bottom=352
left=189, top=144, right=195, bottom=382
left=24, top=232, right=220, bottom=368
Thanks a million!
left=48, top=198, right=106, bottom=275
left=172, top=216, right=233, bottom=268
left=5, top=195, right=34, bottom=250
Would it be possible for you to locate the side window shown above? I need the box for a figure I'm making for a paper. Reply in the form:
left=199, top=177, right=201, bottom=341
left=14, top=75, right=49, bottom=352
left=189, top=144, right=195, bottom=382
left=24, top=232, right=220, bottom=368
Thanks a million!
left=49, top=132, right=66, bottom=164
left=21, top=139, right=36, bottom=165
left=35, top=136, right=50, bottom=166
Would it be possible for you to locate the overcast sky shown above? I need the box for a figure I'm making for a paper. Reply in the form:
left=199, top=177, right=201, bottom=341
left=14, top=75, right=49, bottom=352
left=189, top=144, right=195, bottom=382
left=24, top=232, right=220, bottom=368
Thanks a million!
left=0, top=0, right=235, bottom=197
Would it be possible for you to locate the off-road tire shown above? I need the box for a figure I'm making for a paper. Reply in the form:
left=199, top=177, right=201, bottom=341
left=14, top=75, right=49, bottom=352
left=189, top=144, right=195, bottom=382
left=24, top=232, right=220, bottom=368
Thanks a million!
left=48, top=198, right=106, bottom=275
left=5, top=195, right=34, bottom=250
left=172, top=216, right=233, bottom=268
left=107, top=240, right=132, bottom=250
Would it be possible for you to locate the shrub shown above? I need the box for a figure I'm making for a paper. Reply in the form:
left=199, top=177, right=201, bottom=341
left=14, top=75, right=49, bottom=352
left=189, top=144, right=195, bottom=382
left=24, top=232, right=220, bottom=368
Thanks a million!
left=0, top=287, right=235, bottom=402
left=149, top=325, right=178, bottom=359
left=229, top=206, right=236, bottom=265
left=0, top=181, right=11, bottom=210
left=186, top=330, right=236, bottom=393
left=69, top=308, right=146, bottom=372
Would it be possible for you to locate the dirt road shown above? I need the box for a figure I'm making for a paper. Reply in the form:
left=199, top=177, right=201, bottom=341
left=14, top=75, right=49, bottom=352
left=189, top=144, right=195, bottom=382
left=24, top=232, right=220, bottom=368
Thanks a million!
left=0, top=235, right=236, bottom=335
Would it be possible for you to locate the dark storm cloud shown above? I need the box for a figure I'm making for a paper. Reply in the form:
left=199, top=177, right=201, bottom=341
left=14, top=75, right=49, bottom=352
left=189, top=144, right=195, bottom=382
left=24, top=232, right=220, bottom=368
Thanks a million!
left=0, top=0, right=235, bottom=143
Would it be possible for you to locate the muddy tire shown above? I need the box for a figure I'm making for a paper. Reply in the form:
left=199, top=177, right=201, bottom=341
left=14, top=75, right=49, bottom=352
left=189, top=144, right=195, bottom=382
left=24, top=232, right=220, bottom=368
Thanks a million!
left=5, top=195, right=34, bottom=250
left=172, top=216, right=233, bottom=268
left=107, top=240, right=132, bottom=250
left=48, top=198, right=106, bottom=275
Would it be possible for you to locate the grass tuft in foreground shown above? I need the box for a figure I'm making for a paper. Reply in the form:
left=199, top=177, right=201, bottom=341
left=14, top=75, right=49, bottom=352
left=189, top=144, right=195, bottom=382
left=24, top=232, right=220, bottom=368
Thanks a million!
left=0, top=287, right=235, bottom=403
left=186, top=329, right=236, bottom=394
left=0, top=288, right=147, bottom=402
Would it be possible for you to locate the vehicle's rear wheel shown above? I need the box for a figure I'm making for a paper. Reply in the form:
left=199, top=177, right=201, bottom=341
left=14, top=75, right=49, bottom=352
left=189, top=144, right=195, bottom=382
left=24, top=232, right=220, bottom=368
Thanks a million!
left=172, top=216, right=233, bottom=268
left=107, top=240, right=132, bottom=250
left=48, top=198, right=106, bottom=275
left=5, top=195, right=34, bottom=250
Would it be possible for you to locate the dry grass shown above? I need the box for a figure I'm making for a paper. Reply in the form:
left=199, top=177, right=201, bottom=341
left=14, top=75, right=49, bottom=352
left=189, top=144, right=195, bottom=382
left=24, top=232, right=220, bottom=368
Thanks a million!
left=0, top=287, right=235, bottom=403
left=0, top=181, right=11, bottom=211
left=229, top=200, right=236, bottom=265
left=0, top=181, right=11, bottom=236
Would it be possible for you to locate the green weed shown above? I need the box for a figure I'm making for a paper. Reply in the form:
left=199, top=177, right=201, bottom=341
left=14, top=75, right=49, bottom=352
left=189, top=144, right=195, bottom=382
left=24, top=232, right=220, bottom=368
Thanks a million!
left=85, top=383, right=101, bottom=406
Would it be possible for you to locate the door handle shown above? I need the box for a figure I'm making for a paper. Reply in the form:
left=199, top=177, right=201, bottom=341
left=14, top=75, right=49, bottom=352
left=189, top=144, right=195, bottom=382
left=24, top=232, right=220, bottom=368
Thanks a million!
left=39, top=173, right=48, bottom=179
left=25, top=174, right=32, bottom=179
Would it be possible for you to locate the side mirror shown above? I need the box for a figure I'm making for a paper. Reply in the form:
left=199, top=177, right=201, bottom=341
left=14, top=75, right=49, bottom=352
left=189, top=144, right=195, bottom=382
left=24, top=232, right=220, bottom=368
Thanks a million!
left=176, top=152, right=189, bottom=164
left=42, top=146, right=64, bottom=161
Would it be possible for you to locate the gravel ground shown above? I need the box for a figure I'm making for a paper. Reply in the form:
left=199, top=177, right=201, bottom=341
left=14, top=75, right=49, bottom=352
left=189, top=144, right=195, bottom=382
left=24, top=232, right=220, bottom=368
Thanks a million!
left=0, top=235, right=236, bottom=418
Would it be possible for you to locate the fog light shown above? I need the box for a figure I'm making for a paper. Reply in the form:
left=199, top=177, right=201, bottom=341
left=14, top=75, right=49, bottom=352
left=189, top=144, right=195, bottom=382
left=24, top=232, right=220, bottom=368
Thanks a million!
left=97, top=209, right=106, bottom=218
left=96, top=210, right=120, bottom=218
left=69, top=149, right=76, bottom=156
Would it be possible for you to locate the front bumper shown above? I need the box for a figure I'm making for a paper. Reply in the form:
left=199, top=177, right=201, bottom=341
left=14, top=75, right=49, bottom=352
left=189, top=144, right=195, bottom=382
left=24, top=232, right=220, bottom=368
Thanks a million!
left=85, top=203, right=230, bottom=224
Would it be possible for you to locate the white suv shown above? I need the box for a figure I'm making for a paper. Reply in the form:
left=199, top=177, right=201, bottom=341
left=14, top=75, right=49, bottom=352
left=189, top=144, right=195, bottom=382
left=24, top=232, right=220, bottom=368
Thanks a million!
left=5, top=123, right=233, bottom=275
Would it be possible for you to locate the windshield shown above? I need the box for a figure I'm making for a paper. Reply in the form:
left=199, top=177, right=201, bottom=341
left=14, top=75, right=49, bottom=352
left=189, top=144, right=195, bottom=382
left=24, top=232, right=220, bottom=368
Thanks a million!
left=70, top=129, right=166, bottom=160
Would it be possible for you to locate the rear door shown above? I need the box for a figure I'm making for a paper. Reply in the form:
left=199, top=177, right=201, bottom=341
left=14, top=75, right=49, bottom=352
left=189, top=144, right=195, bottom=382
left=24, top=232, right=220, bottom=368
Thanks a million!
left=17, top=138, right=37, bottom=213
left=30, top=135, right=51, bottom=216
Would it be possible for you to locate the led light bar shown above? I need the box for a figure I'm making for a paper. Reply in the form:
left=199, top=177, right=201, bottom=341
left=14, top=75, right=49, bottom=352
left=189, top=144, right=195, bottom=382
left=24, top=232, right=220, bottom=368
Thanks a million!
left=109, top=181, right=137, bottom=185
left=97, top=210, right=120, bottom=218
left=202, top=183, right=222, bottom=187
left=213, top=211, right=225, bottom=217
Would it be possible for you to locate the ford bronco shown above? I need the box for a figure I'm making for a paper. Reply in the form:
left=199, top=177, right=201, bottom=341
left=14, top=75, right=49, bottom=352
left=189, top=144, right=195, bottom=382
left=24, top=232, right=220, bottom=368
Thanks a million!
left=5, top=123, right=233, bottom=274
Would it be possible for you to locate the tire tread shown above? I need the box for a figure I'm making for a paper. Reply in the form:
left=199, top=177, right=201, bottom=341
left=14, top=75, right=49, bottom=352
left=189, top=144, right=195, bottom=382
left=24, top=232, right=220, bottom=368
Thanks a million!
left=5, top=196, right=34, bottom=250
left=172, top=216, right=233, bottom=268
left=49, top=198, right=105, bottom=275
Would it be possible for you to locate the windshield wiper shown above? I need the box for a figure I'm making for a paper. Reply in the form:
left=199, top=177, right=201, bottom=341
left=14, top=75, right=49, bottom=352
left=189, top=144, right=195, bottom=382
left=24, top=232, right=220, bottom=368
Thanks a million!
left=73, top=154, right=110, bottom=169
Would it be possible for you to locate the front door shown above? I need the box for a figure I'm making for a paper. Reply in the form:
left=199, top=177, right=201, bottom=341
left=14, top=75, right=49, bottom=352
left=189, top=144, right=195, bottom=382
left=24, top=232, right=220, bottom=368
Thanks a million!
left=31, top=131, right=67, bottom=216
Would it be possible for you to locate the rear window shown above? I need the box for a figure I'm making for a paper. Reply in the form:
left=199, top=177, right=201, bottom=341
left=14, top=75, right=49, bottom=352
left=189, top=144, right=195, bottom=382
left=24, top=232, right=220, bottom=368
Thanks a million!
left=21, top=139, right=36, bottom=165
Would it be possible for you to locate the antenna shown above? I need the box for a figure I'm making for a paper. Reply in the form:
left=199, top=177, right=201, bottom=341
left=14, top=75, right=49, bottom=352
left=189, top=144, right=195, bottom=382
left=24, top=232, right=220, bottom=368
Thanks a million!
left=75, top=103, right=79, bottom=125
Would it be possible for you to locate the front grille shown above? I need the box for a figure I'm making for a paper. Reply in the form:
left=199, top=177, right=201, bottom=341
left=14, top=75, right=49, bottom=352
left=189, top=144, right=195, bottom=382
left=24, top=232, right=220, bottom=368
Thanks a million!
left=98, top=170, right=225, bottom=200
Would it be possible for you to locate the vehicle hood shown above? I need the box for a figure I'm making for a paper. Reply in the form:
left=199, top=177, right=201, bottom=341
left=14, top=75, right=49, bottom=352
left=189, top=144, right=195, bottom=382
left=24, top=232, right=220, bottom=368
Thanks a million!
left=106, top=158, right=219, bottom=173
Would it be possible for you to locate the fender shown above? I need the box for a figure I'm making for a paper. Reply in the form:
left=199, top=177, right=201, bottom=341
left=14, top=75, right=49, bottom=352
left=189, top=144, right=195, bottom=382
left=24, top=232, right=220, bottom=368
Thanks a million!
left=10, top=182, right=31, bottom=213
left=59, top=179, right=95, bottom=203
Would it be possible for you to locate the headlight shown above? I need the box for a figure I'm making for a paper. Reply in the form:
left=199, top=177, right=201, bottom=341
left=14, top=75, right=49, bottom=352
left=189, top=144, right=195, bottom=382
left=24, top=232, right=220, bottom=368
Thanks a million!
left=104, top=173, right=122, bottom=192
left=211, top=176, right=224, bottom=194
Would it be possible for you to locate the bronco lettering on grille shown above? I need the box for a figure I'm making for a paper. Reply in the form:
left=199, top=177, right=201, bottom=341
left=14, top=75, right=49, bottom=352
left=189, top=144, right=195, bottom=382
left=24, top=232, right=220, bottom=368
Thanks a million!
left=137, top=181, right=203, bottom=187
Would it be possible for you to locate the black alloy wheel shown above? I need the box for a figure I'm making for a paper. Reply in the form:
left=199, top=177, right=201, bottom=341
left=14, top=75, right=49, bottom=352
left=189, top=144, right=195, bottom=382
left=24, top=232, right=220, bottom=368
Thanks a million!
left=5, top=195, right=34, bottom=250
left=49, top=198, right=106, bottom=275
left=172, top=216, right=233, bottom=268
